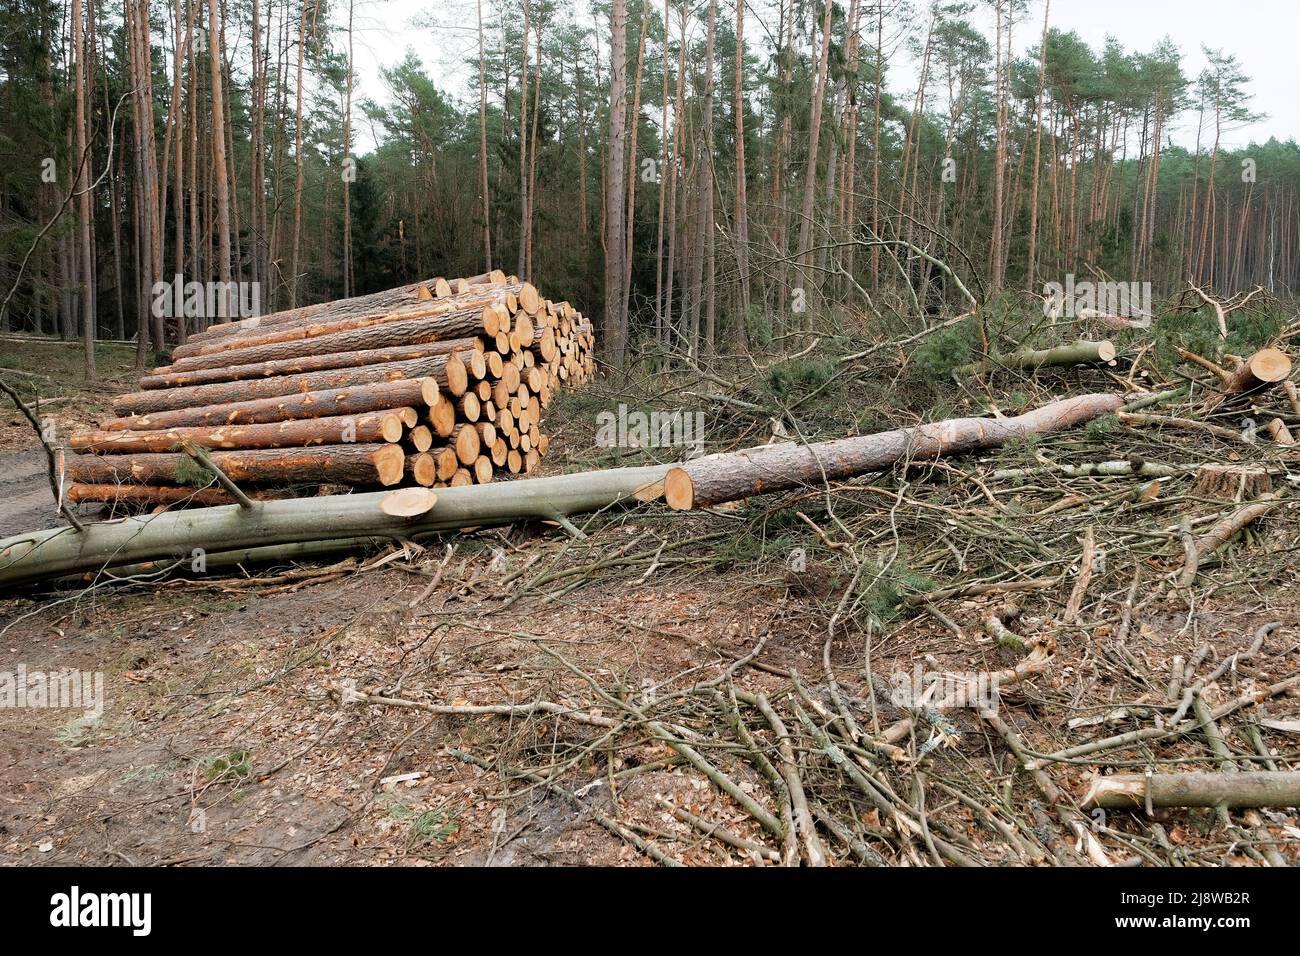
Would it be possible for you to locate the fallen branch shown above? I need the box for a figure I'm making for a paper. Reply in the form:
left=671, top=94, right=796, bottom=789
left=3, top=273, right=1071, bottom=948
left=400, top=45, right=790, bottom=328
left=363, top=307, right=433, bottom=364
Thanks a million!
left=1082, top=772, right=1300, bottom=810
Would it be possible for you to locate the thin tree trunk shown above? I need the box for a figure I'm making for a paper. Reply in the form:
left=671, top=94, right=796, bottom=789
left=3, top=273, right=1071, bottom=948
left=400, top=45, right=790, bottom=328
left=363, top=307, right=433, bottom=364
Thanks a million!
left=604, top=0, right=629, bottom=365
left=73, top=0, right=95, bottom=377
left=342, top=0, right=354, bottom=297
left=517, top=0, right=531, bottom=279
left=795, top=0, right=834, bottom=301
left=731, top=0, right=749, bottom=348
left=476, top=0, right=491, bottom=269
left=621, top=0, right=649, bottom=329
left=290, top=0, right=308, bottom=308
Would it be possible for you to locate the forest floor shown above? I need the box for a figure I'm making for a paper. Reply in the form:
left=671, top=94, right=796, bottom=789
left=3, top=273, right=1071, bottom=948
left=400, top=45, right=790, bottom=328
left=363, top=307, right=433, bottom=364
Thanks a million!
left=2, top=311, right=1299, bottom=867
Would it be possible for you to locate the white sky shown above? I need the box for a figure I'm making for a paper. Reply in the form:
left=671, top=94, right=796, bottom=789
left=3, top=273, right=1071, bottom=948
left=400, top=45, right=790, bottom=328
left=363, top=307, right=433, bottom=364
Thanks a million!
left=340, top=0, right=1299, bottom=153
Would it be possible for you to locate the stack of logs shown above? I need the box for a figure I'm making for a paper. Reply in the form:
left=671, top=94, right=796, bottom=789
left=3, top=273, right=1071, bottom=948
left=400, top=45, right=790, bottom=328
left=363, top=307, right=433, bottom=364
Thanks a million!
left=64, top=271, right=596, bottom=507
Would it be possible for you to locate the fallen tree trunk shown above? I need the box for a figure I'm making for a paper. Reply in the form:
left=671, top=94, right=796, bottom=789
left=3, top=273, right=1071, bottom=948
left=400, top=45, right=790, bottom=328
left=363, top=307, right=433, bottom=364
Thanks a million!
left=664, top=393, right=1123, bottom=510
left=67, top=443, right=406, bottom=487
left=0, top=464, right=672, bottom=590
left=71, top=409, right=409, bottom=453
left=957, top=340, right=1116, bottom=376
left=113, top=355, right=466, bottom=416
left=103, top=378, right=440, bottom=431
left=1082, top=771, right=1300, bottom=810
left=1204, top=347, right=1292, bottom=410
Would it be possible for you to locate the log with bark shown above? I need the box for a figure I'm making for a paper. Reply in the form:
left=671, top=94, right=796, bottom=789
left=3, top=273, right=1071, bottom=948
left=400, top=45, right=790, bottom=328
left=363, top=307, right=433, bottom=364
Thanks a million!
left=1203, top=347, right=1292, bottom=410
left=0, top=464, right=671, bottom=589
left=63, top=273, right=596, bottom=510
left=161, top=304, right=497, bottom=373
left=113, top=354, right=467, bottom=416
left=139, top=336, right=487, bottom=390
left=67, top=443, right=406, bottom=487
left=957, top=340, right=1116, bottom=376
left=664, top=393, right=1123, bottom=510
left=1082, top=772, right=1300, bottom=810
left=71, top=409, right=409, bottom=453
left=103, top=378, right=440, bottom=431
left=177, top=271, right=509, bottom=350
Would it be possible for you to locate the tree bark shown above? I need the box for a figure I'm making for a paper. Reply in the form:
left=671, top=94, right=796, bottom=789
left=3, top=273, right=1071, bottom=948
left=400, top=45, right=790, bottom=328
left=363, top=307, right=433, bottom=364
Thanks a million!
left=161, top=305, right=494, bottom=373
left=0, top=465, right=673, bottom=590
left=664, top=394, right=1123, bottom=510
left=957, top=340, right=1117, bottom=376
left=177, top=283, right=510, bottom=358
left=290, top=0, right=308, bottom=308
left=142, top=336, right=485, bottom=389
left=68, top=444, right=405, bottom=487
left=72, top=0, right=96, bottom=377
left=603, top=0, right=628, bottom=366
left=208, top=0, right=232, bottom=304
left=1083, top=772, right=1300, bottom=810
left=795, top=0, right=834, bottom=293
left=72, top=409, right=409, bottom=453
left=104, top=377, right=440, bottom=431
left=476, top=0, right=491, bottom=269
left=113, top=355, right=465, bottom=416
left=731, top=0, right=749, bottom=344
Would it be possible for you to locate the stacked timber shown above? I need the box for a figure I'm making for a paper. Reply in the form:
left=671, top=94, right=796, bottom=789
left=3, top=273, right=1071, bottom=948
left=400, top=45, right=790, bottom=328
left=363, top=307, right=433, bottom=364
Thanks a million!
left=66, top=271, right=596, bottom=507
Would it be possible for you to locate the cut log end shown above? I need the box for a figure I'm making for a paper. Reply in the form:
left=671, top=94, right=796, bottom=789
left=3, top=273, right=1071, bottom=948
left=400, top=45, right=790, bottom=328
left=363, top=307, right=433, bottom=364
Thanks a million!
left=374, top=445, right=406, bottom=486
left=1249, top=347, right=1292, bottom=383
left=380, top=486, right=438, bottom=517
left=664, top=467, right=694, bottom=511
left=445, top=355, right=469, bottom=396
left=519, top=282, right=541, bottom=315
left=408, top=425, right=433, bottom=452
left=406, top=452, right=436, bottom=487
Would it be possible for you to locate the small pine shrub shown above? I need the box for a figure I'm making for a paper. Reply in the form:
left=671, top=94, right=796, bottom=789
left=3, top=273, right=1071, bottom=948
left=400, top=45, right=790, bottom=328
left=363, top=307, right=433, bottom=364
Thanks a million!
left=912, top=318, right=977, bottom=381
left=767, top=357, right=835, bottom=398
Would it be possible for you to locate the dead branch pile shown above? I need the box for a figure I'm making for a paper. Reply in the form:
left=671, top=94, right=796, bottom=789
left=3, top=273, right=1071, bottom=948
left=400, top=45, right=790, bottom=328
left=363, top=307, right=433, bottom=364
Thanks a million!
left=64, top=271, right=595, bottom=505
left=309, top=330, right=1300, bottom=867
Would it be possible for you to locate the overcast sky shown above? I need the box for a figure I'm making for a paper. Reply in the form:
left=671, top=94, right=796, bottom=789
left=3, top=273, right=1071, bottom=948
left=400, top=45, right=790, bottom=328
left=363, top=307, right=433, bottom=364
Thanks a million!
left=340, top=0, right=1299, bottom=153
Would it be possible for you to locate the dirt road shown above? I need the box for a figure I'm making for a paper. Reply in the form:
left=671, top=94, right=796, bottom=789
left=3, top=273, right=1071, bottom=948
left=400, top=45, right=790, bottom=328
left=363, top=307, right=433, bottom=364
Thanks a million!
left=0, top=446, right=59, bottom=538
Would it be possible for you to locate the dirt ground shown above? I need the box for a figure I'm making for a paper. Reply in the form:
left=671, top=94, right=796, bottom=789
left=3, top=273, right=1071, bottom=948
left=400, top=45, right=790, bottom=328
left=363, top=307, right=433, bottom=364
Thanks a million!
left=3, top=337, right=1299, bottom=867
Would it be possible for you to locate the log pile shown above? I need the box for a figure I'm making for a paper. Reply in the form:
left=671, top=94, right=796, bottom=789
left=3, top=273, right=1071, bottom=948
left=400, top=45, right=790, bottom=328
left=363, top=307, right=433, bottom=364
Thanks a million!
left=65, top=271, right=596, bottom=506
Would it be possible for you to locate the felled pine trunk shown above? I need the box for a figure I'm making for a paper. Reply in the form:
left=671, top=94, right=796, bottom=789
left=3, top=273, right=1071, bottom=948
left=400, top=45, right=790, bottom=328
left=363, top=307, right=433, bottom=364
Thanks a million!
left=664, top=393, right=1123, bottom=510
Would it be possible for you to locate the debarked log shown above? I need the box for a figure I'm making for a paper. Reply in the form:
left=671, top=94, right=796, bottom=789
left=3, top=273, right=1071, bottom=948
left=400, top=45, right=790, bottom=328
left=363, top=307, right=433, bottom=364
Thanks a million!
left=0, top=464, right=672, bottom=590
left=664, top=393, right=1124, bottom=510
left=1082, top=771, right=1300, bottom=810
